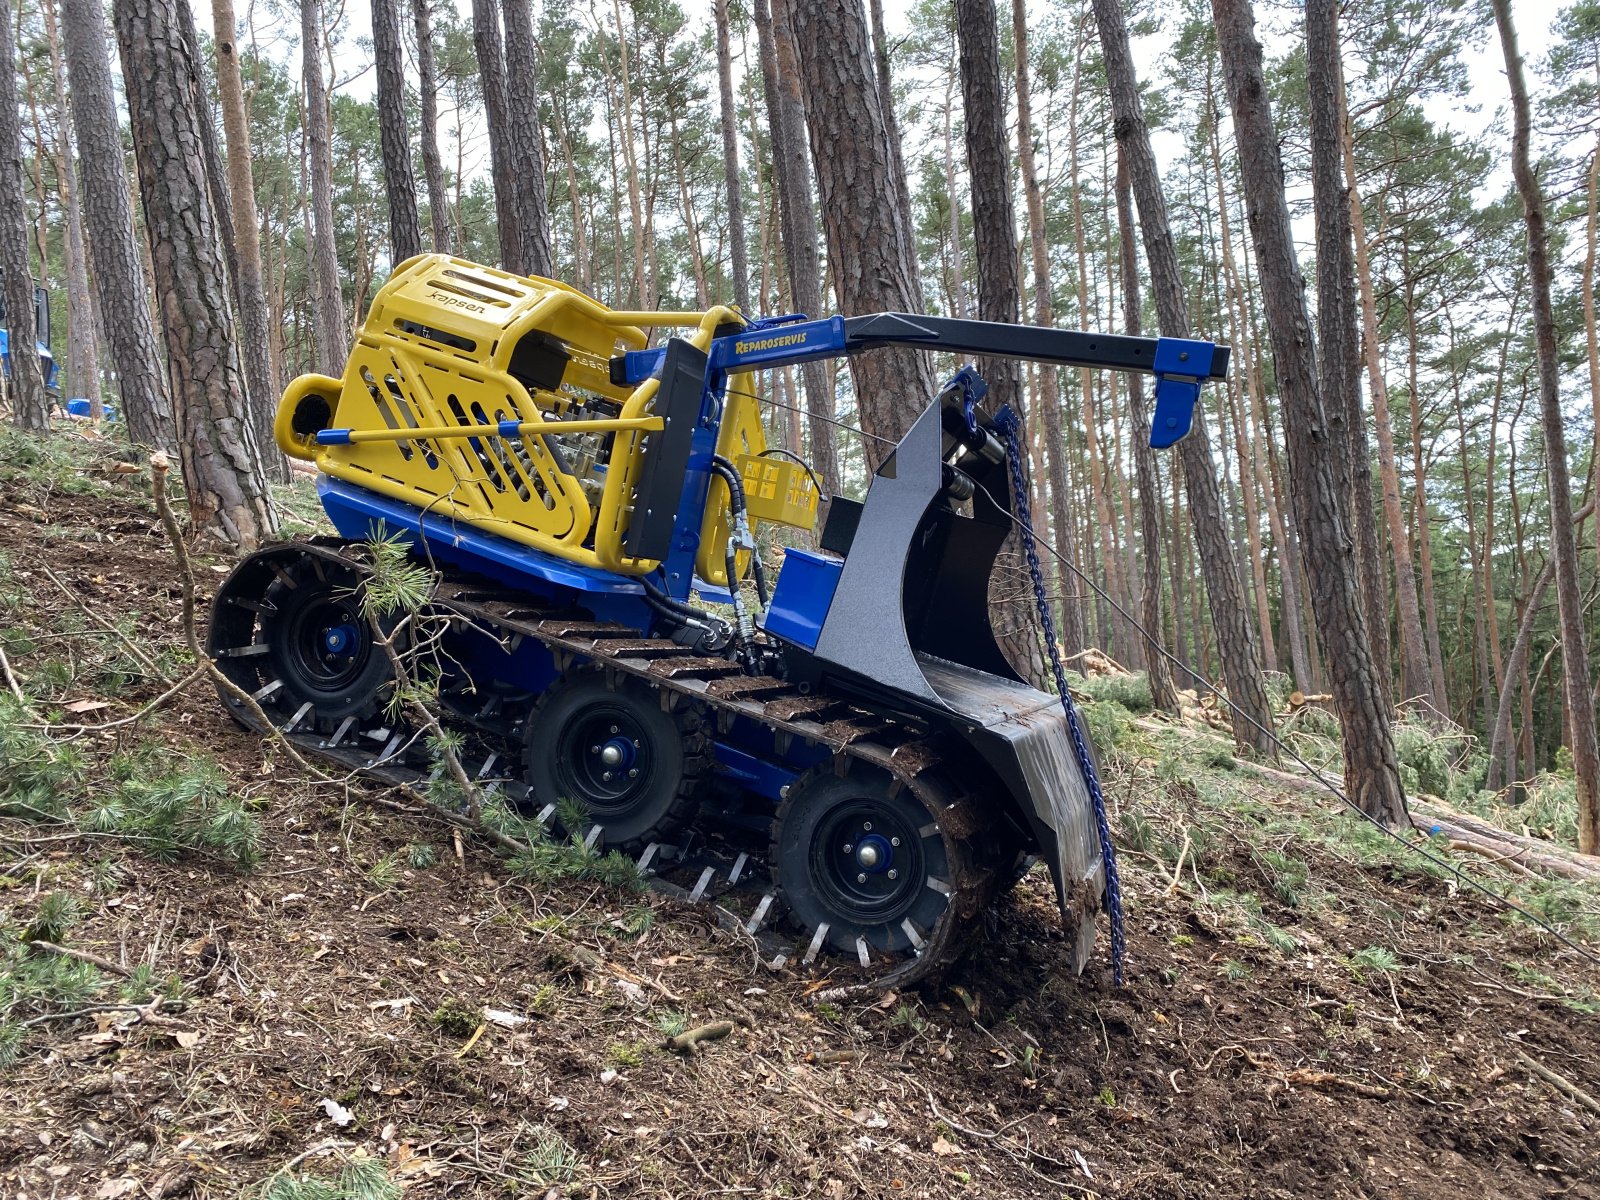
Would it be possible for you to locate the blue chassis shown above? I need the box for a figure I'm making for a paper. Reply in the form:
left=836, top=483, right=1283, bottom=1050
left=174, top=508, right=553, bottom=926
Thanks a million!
left=318, top=475, right=823, bottom=805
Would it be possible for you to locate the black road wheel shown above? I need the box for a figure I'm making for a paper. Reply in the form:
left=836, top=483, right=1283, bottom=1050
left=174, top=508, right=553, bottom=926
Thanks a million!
left=773, top=767, right=968, bottom=959
left=258, top=557, right=394, bottom=723
left=523, top=673, right=708, bottom=850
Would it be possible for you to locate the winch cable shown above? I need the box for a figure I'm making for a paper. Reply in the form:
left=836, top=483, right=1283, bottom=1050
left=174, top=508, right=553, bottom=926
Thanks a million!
left=994, top=404, right=1128, bottom=985
left=749, top=383, right=1600, bottom=970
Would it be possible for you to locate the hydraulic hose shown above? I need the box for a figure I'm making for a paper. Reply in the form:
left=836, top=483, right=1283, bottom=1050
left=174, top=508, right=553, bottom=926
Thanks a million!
left=710, top=455, right=769, bottom=607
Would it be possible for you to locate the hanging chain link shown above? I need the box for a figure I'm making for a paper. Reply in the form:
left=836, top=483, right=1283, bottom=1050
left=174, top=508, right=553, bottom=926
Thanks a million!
left=995, top=406, right=1126, bottom=985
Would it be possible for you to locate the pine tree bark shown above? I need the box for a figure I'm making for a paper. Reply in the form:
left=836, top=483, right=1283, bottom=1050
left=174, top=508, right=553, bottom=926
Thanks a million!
left=1115, top=154, right=1178, bottom=714
left=1212, top=0, right=1406, bottom=824
left=412, top=0, right=452, bottom=253
left=302, top=0, right=347, bottom=371
left=607, top=0, right=647, bottom=306
left=372, top=0, right=422, bottom=265
left=713, top=0, right=750, bottom=310
left=1090, top=0, right=1276, bottom=757
left=470, top=0, right=522, bottom=274
left=61, top=0, right=173, bottom=447
left=1492, top=0, right=1600, bottom=854
left=502, top=0, right=552, bottom=277
left=1306, top=0, right=1389, bottom=710
left=1012, top=0, right=1085, bottom=662
left=45, top=0, right=97, bottom=412
left=791, top=0, right=932, bottom=464
left=114, top=0, right=277, bottom=549
left=1341, top=133, right=1433, bottom=713
left=0, top=5, right=47, bottom=431
left=211, top=0, right=283, bottom=479
left=755, top=0, right=841, bottom=499
left=953, top=0, right=1048, bottom=691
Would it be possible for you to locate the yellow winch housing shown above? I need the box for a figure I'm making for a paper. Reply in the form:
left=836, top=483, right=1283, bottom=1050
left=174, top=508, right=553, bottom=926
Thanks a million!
left=274, top=254, right=816, bottom=582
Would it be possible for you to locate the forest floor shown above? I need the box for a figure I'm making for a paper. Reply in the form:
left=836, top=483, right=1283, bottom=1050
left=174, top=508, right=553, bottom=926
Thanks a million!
left=1, top=429, right=1598, bottom=1200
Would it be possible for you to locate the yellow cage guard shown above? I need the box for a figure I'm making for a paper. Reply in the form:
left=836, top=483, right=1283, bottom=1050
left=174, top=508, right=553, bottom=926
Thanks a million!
left=276, top=254, right=815, bottom=580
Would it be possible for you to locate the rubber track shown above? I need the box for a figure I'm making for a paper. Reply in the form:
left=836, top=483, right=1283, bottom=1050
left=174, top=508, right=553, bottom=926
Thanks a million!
left=210, top=539, right=995, bottom=990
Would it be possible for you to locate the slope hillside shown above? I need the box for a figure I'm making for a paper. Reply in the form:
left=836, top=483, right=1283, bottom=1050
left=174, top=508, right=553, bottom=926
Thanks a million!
left=1, top=432, right=1596, bottom=1199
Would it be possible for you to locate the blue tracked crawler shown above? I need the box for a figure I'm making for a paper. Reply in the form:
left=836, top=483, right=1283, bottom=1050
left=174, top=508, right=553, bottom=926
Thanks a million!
left=208, top=254, right=1227, bottom=985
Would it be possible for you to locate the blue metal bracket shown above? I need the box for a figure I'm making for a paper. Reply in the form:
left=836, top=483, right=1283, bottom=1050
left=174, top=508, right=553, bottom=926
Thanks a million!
left=941, top=364, right=989, bottom=432
left=1149, top=336, right=1216, bottom=449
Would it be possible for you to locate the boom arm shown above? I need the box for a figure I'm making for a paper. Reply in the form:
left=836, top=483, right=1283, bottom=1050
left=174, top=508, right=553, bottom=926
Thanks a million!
left=610, top=311, right=1229, bottom=450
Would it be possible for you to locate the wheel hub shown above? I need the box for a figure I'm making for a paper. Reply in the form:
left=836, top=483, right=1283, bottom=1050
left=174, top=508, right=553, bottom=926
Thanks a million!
left=322, top=623, right=360, bottom=656
left=558, top=707, right=651, bottom=815
left=810, top=801, right=924, bottom=925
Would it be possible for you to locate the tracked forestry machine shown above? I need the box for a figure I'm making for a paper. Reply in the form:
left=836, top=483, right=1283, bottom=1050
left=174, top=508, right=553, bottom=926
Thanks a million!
left=209, top=255, right=1227, bottom=987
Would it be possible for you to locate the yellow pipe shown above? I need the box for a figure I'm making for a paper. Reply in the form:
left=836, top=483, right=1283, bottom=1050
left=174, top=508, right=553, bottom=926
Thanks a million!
left=600, top=310, right=730, bottom=327
left=325, top=415, right=663, bottom=445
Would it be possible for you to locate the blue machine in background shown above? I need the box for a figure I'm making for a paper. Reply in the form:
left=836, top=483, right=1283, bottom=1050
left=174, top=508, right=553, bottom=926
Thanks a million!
left=0, top=283, right=58, bottom=395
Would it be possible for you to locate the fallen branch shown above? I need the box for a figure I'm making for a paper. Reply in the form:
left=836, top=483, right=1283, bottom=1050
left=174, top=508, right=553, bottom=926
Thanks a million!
left=665, top=1019, right=734, bottom=1054
left=0, top=642, right=30, bottom=711
left=1281, top=1067, right=1390, bottom=1100
left=1222, top=753, right=1600, bottom=883
left=28, top=940, right=132, bottom=978
left=20, top=995, right=180, bottom=1029
left=40, top=563, right=162, bottom=676
left=149, top=454, right=329, bottom=783
left=37, top=663, right=208, bottom=735
left=1514, top=1050, right=1600, bottom=1116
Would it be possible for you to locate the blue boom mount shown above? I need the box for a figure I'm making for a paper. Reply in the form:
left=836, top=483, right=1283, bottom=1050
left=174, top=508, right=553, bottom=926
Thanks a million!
left=214, top=276, right=1228, bottom=987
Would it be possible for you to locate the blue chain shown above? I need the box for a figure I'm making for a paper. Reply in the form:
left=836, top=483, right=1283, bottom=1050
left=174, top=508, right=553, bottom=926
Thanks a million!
left=994, top=405, right=1126, bottom=985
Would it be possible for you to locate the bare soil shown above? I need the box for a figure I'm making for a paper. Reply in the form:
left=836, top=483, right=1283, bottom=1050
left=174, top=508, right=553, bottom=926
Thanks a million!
left=2, top=470, right=1597, bottom=1199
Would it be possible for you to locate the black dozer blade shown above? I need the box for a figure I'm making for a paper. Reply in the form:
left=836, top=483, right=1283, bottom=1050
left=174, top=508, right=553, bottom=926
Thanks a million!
left=804, top=398, right=1105, bottom=970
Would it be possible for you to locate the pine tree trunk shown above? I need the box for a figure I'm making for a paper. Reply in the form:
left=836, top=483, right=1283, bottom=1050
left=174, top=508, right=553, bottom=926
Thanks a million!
left=412, top=0, right=452, bottom=253
left=1300, top=18, right=1391, bottom=690
left=471, top=0, right=522, bottom=274
left=45, top=0, right=97, bottom=412
left=756, top=0, right=841, bottom=499
left=302, top=0, right=347, bottom=371
left=372, top=0, right=422, bottom=265
left=1343, top=131, right=1433, bottom=713
left=114, top=0, right=277, bottom=549
left=1584, top=145, right=1600, bottom=585
left=713, top=0, right=749, bottom=309
left=1306, top=0, right=1388, bottom=707
left=61, top=0, right=173, bottom=447
left=866, top=0, right=915, bottom=271
left=1213, top=0, right=1406, bottom=824
left=939, top=72, right=967, bottom=319
left=1091, top=0, right=1276, bottom=757
left=1115, top=155, right=1178, bottom=714
left=1487, top=553, right=1556, bottom=792
left=0, top=6, right=47, bottom=432
left=1492, top=0, right=1600, bottom=853
left=790, top=0, right=931, bottom=464
left=1012, top=0, right=1085, bottom=660
left=502, top=0, right=552, bottom=277
left=608, top=0, right=647, bottom=306
left=1403, top=285, right=1448, bottom=708
left=953, top=0, right=1048, bottom=691
left=211, top=0, right=284, bottom=479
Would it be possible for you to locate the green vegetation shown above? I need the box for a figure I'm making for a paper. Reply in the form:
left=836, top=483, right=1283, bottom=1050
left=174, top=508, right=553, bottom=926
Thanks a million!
left=428, top=997, right=480, bottom=1038
left=260, top=1154, right=400, bottom=1200
left=517, top=1124, right=584, bottom=1188
left=1, top=703, right=261, bottom=869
